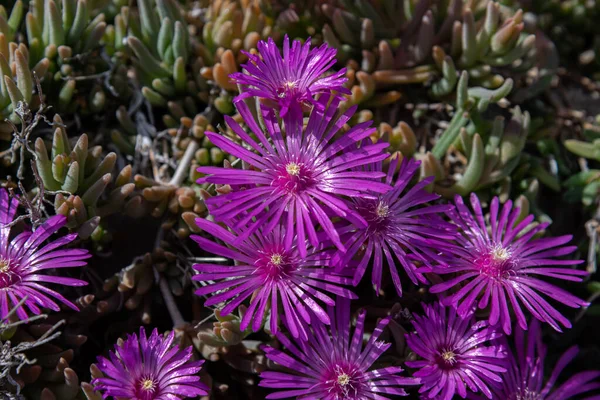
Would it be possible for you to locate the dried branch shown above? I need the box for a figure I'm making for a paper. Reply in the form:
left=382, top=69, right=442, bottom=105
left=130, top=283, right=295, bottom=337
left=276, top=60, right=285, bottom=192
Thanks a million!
left=0, top=299, right=65, bottom=396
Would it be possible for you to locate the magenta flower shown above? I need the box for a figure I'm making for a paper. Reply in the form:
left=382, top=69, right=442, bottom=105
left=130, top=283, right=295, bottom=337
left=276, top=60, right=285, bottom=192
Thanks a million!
left=197, top=95, right=391, bottom=255
left=405, top=302, right=507, bottom=400
left=259, top=297, right=419, bottom=399
left=487, top=319, right=600, bottom=400
left=231, top=35, right=350, bottom=115
left=0, top=189, right=90, bottom=321
left=191, top=217, right=356, bottom=340
left=334, top=156, right=456, bottom=296
left=92, top=327, right=208, bottom=399
left=428, top=194, right=588, bottom=334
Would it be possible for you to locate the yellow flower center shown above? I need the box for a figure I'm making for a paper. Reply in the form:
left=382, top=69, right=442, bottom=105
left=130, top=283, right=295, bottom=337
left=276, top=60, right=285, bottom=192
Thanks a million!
left=270, top=253, right=283, bottom=266
left=441, top=350, right=457, bottom=364
left=0, top=258, right=9, bottom=274
left=278, top=81, right=298, bottom=98
left=286, top=162, right=301, bottom=176
left=141, top=379, right=156, bottom=392
left=337, top=372, right=351, bottom=386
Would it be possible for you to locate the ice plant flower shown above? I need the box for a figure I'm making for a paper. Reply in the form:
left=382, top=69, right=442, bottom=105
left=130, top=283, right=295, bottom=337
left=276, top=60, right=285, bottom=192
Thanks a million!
left=230, top=35, right=350, bottom=115
left=405, top=302, right=507, bottom=400
left=259, top=297, right=419, bottom=399
left=429, top=194, right=588, bottom=334
left=486, top=319, right=600, bottom=400
left=191, top=218, right=356, bottom=340
left=197, top=95, right=391, bottom=255
left=0, top=189, right=90, bottom=320
left=334, top=156, right=456, bottom=296
left=92, top=327, right=208, bottom=399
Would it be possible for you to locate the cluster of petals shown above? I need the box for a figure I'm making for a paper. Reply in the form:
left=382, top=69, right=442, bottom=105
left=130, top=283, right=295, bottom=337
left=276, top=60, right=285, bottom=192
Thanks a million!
left=259, top=297, right=419, bottom=399
left=5, top=32, right=595, bottom=400
left=197, top=95, right=392, bottom=255
left=231, top=35, right=350, bottom=116
left=0, top=188, right=90, bottom=320
left=93, top=327, right=208, bottom=399
left=191, top=218, right=356, bottom=340
left=429, top=193, right=588, bottom=334
left=193, top=34, right=595, bottom=400
left=484, top=319, right=600, bottom=400
left=405, top=302, right=507, bottom=400
left=333, top=156, right=457, bottom=296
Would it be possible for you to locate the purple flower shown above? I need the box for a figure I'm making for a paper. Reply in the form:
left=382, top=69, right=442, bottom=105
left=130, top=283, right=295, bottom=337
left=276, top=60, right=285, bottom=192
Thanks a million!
left=93, top=327, right=208, bottom=399
left=405, top=302, right=507, bottom=400
left=334, top=156, right=457, bottom=296
left=197, top=95, right=391, bottom=255
left=0, top=189, right=90, bottom=321
left=429, top=194, right=588, bottom=334
left=487, top=319, right=600, bottom=400
left=259, top=297, right=419, bottom=399
left=191, top=218, right=356, bottom=340
left=231, top=35, right=350, bottom=115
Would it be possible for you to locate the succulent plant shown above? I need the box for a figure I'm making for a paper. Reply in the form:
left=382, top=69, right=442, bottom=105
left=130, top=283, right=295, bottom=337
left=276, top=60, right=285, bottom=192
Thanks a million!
left=369, top=69, right=521, bottom=199
left=111, top=105, right=234, bottom=233
left=375, top=120, right=418, bottom=158
left=563, top=117, right=600, bottom=207
left=565, top=169, right=600, bottom=208
left=53, top=166, right=134, bottom=240
left=197, top=306, right=256, bottom=348
left=429, top=3, right=536, bottom=95
left=120, top=0, right=212, bottom=127
left=26, top=0, right=107, bottom=65
left=128, top=170, right=209, bottom=238
left=0, top=0, right=24, bottom=43
left=33, top=114, right=133, bottom=236
left=319, top=0, right=539, bottom=109
left=565, top=133, right=600, bottom=163
left=21, top=0, right=117, bottom=115
left=194, top=0, right=271, bottom=114
left=0, top=1, right=599, bottom=399
left=34, top=115, right=114, bottom=193
left=423, top=105, right=532, bottom=198
left=0, top=44, right=50, bottom=139
left=102, top=246, right=183, bottom=306
left=200, top=0, right=268, bottom=63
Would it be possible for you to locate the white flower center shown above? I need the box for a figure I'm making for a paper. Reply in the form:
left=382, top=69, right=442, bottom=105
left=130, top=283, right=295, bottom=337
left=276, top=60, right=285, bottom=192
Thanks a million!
left=375, top=202, right=389, bottom=218
left=491, top=244, right=511, bottom=262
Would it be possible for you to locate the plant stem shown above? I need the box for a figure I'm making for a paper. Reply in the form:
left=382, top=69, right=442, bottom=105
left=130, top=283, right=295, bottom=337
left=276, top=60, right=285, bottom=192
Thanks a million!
left=169, top=140, right=199, bottom=186
left=158, top=274, right=185, bottom=327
